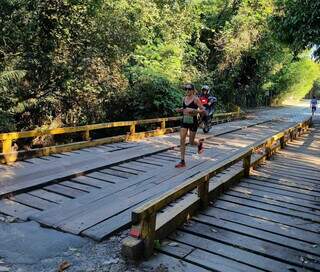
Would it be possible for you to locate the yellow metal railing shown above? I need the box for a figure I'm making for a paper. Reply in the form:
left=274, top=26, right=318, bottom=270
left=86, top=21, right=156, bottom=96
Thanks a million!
left=0, top=111, right=243, bottom=163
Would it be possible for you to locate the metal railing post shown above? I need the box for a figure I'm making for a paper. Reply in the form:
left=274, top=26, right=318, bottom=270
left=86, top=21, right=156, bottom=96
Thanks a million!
left=2, top=139, right=12, bottom=154
left=161, top=120, right=166, bottom=130
left=130, top=124, right=136, bottom=135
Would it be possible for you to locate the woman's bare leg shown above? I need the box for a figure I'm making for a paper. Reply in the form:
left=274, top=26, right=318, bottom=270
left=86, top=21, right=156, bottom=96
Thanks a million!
left=189, top=131, right=197, bottom=146
left=189, top=131, right=204, bottom=153
left=180, top=128, right=188, bottom=161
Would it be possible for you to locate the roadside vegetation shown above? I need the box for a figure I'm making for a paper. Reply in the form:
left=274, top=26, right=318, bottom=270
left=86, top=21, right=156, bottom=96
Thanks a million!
left=1, top=0, right=319, bottom=132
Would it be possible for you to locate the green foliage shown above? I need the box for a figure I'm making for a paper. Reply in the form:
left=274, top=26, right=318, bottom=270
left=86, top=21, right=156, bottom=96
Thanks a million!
left=270, top=54, right=320, bottom=104
left=309, top=79, right=320, bottom=98
left=126, top=76, right=183, bottom=119
left=0, top=0, right=319, bottom=132
left=272, top=0, right=320, bottom=59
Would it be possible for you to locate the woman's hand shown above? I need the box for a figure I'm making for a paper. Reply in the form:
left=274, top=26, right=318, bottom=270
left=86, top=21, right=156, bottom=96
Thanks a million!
left=183, top=108, right=195, bottom=115
left=176, top=108, right=183, bottom=113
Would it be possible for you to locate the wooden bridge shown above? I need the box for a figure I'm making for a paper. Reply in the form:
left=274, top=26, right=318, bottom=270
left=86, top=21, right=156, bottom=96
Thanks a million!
left=126, top=115, right=320, bottom=272
left=0, top=105, right=319, bottom=271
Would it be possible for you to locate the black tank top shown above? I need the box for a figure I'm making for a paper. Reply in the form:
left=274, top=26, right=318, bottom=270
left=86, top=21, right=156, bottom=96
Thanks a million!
left=182, top=97, right=198, bottom=124
left=183, top=97, right=198, bottom=109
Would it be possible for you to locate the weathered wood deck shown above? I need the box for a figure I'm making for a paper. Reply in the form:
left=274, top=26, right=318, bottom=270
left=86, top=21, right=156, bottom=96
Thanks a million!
left=144, top=118, right=320, bottom=271
left=0, top=106, right=315, bottom=246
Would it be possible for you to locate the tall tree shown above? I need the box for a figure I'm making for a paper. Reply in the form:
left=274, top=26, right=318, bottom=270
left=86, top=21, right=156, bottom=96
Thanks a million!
left=272, top=0, right=320, bottom=60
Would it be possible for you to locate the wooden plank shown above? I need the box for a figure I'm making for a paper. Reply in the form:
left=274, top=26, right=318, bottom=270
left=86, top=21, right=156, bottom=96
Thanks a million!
left=156, top=193, right=199, bottom=231
left=99, top=168, right=133, bottom=179
left=0, top=141, right=177, bottom=196
left=229, top=186, right=320, bottom=214
left=219, top=194, right=320, bottom=222
left=202, top=206, right=319, bottom=244
left=153, top=153, right=179, bottom=160
left=44, top=184, right=87, bottom=198
left=0, top=199, right=40, bottom=220
left=242, top=179, right=320, bottom=198
left=30, top=171, right=157, bottom=227
left=182, top=220, right=320, bottom=270
left=99, top=145, right=118, bottom=151
left=158, top=240, right=194, bottom=259
left=25, top=157, right=51, bottom=165
left=10, top=193, right=58, bottom=210
left=34, top=152, right=220, bottom=234
left=239, top=180, right=320, bottom=202
left=78, top=147, right=111, bottom=155
left=147, top=156, right=176, bottom=163
left=83, top=165, right=242, bottom=240
left=72, top=176, right=113, bottom=189
left=251, top=171, right=320, bottom=189
left=274, top=153, right=320, bottom=168
left=82, top=207, right=133, bottom=240
left=270, top=159, right=320, bottom=174
left=169, top=232, right=304, bottom=272
left=212, top=199, right=320, bottom=233
left=56, top=191, right=152, bottom=234
left=81, top=183, right=181, bottom=240
left=187, top=249, right=263, bottom=272
left=94, top=170, right=129, bottom=182
left=136, top=158, right=165, bottom=167
left=110, top=165, right=142, bottom=175
left=28, top=189, right=71, bottom=204
left=111, top=142, right=139, bottom=148
left=285, top=145, right=320, bottom=155
left=262, top=159, right=320, bottom=174
left=255, top=167, right=320, bottom=184
left=194, top=213, right=319, bottom=256
left=124, top=161, right=158, bottom=171
left=60, top=180, right=99, bottom=193
left=115, top=162, right=149, bottom=173
left=86, top=172, right=118, bottom=183
left=276, top=151, right=320, bottom=165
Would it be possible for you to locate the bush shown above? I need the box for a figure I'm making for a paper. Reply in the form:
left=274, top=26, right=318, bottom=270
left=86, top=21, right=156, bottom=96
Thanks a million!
left=126, top=76, right=184, bottom=119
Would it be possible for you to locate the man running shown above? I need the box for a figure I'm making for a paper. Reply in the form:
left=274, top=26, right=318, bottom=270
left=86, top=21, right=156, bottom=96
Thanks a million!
left=310, top=96, right=318, bottom=116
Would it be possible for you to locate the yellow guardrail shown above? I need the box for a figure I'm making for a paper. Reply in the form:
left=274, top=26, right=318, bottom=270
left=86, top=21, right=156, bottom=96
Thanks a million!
left=0, top=111, right=243, bottom=163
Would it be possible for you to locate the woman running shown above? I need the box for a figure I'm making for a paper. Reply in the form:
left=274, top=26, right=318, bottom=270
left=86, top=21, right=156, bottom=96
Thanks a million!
left=175, top=84, right=206, bottom=168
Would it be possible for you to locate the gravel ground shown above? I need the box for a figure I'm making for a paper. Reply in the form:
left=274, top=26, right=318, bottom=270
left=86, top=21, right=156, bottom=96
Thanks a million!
left=0, top=214, right=163, bottom=272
